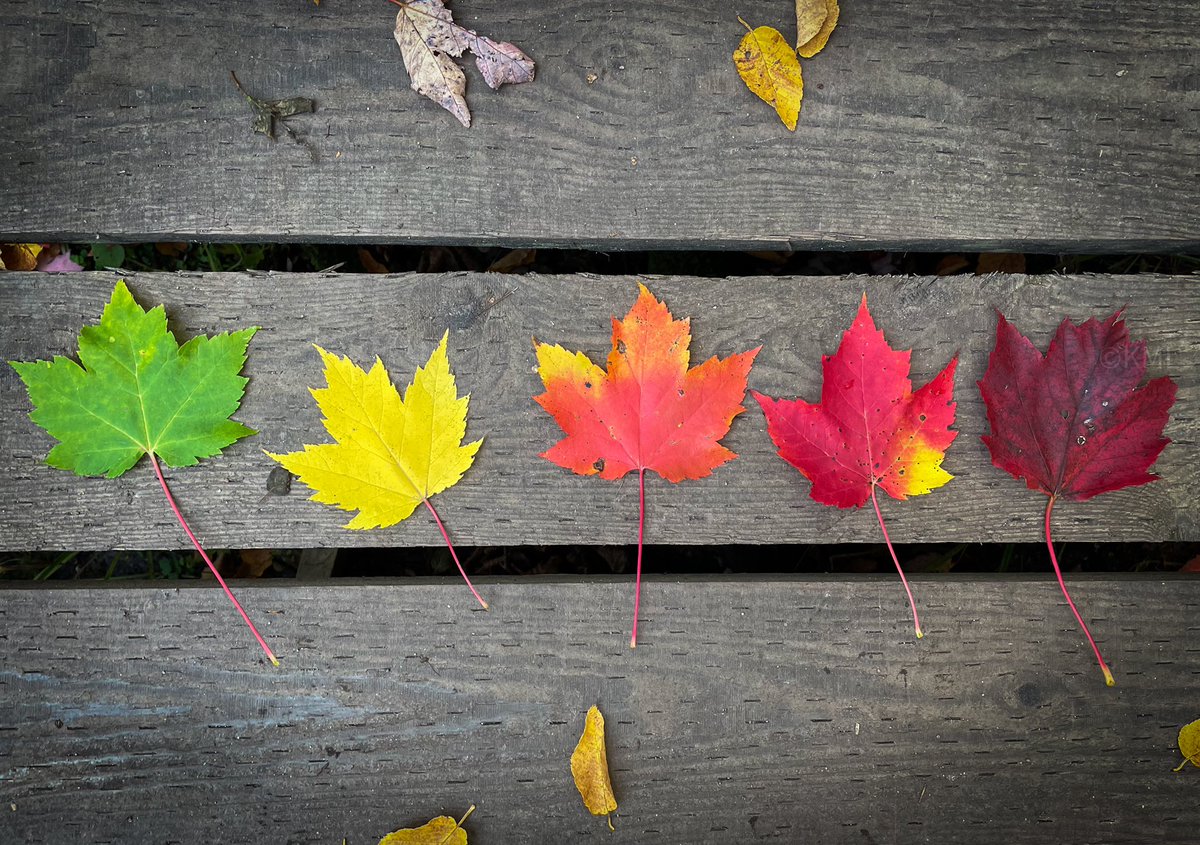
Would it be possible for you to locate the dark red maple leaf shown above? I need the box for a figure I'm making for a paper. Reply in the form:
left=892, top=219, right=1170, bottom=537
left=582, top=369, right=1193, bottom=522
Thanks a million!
left=754, top=295, right=958, bottom=639
left=979, top=309, right=1177, bottom=686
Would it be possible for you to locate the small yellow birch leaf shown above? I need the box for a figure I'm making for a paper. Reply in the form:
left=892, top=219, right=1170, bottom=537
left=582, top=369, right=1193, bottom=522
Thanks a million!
left=1174, top=718, right=1200, bottom=772
left=571, top=705, right=617, bottom=824
left=798, top=0, right=840, bottom=58
left=733, top=20, right=803, bottom=131
left=0, top=243, right=42, bottom=271
left=378, top=806, right=473, bottom=845
left=795, top=0, right=828, bottom=49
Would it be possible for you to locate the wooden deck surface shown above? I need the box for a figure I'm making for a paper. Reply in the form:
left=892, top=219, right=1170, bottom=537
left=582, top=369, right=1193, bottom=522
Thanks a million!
left=0, top=577, right=1197, bottom=844
left=2, top=271, right=1196, bottom=549
left=1, top=0, right=1197, bottom=250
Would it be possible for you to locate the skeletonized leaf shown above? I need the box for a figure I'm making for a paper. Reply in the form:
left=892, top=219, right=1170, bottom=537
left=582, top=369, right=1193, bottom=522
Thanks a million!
left=795, top=0, right=828, bottom=48
left=798, top=0, right=840, bottom=58
left=733, top=21, right=804, bottom=131
left=571, top=706, right=617, bottom=822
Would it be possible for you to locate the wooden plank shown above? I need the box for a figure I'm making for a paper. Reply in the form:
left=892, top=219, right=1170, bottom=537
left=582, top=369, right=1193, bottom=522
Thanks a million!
left=0, top=577, right=1197, bottom=844
left=0, top=0, right=1197, bottom=250
left=1, top=272, right=1196, bottom=549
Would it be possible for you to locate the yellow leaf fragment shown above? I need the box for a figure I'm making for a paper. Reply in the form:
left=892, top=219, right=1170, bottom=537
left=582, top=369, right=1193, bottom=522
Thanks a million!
left=798, top=0, right=840, bottom=58
left=0, top=243, right=42, bottom=271
left=378, top=806, right=474, bottom=845
left=733, top=20, right=803, bottom=131
left=795, top=0, right=828, bottom=49
left=267, top=331, right=481, bottom=530
left=1174, top=718, right=1200, bottom=772
left=571, top=705, right=617, bottom=824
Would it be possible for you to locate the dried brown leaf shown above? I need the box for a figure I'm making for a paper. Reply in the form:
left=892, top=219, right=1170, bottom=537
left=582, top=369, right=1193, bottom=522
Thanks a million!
left=392, top=0, right=534, bottom=128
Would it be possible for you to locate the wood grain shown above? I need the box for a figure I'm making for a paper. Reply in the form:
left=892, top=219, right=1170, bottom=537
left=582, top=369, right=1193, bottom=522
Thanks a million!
left=0, top=577, right=1197, bottom=844
left=1, top=272, right=1195, bottom=549
left=0, top=0, right=1197, bottom=250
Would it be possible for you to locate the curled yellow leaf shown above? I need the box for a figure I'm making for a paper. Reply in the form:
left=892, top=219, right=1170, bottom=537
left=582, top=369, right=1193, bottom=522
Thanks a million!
left=798, top=0, right=840, bottom=58
left=1174, top=718, right=1200, bottom=772
left=795, top=0, right=828, bottom=49
left=378, top=806, right=473, bottom=845
left=571, top=705, right=617, bottom=824
left=733, top=20, right=803, bottom=131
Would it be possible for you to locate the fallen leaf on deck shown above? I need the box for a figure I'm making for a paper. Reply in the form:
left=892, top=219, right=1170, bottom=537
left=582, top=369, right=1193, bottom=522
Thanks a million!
left=571, top=706, right=617, bottom=825
left=534, top=285, right=758, bottom=645
left=10, top=281, right=275, bottom=665
left=0, top=243, right=42, bottom=271
left=798, top=0, right=840, bottom=57
left=795, top=0, right=828, bottom=48
left=734, top=18, right=804, bottom=130
left=979, top=309, right=1177, bottom=685
left=230, top=71, right=316, bottom=157
left=391, top=0, right=534, bottom=127
left=754, top=295, right=957, bottom=639
left=267, top=332, right=488, bottom=608
left=378, top=806, right=474, bottom=844
left=1175, top=719, right=1200, bottom=771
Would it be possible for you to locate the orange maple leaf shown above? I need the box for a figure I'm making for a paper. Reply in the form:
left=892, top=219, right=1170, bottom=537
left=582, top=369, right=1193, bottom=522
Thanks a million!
left=534, top=284, right=759, bottom=646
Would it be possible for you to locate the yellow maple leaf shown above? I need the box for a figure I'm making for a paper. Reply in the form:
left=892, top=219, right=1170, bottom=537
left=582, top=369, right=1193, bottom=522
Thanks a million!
left=798, top=0, right=840, bottom=58
left=378, top=806, right=473, bottom=845
left=0, top=243, right=42, bottom=271
left=733, top=19, right=803, bottom=131
left=571, top=705, right=617, bottom=828
left=268, top=331, right=486, bottom=606
left=1174, top=718, right=1200, bottom=772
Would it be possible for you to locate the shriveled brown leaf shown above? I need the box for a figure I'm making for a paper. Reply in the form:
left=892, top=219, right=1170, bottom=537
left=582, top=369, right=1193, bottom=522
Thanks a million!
left=798, top=0, right=840, bottom=58
left=795, top=0, right=828, bottom=48
left=358, top=247, right=391, bottom=274
left=232, top=549, right=274, bottom=579
left=0, top=244, right=42, bottom=271
left=975, top=253, right=1027, bottom=275
left=486, top=248, right=536, bottom=273
left=571, top=705, right=617, bottom=824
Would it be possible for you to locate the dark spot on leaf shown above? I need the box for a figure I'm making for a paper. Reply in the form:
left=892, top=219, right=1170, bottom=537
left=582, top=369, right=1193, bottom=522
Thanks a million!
left=592, top=458, right=605, bottom=472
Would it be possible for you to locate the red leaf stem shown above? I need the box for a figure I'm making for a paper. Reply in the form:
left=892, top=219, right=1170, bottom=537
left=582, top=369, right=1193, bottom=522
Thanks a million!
left=1044, top=495, right=1115, bottom=686
left=423, top=498, right=488, bottom=610
left=149, top=452, right=278, bottom=666
left=631, top=467, right=646, bottom=648
left=871, top=485, right=923, bottom=639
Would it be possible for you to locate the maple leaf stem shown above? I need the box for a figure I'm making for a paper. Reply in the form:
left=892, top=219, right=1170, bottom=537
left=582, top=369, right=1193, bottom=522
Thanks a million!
left=1045, top=495, right=1115, bottom=686
left=148, top=452, right=279, bottom=667
left=870, top=485, right=923, bottom=640
left=631, top=467, right=646, bottom=649
left=423, top=498, right=488, bottom=610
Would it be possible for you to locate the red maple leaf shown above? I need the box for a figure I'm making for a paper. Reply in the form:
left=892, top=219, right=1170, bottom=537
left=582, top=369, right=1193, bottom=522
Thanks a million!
left=534, top=284, right=759, bottom=646
left=979, top=309, right=1177, bottom=686
left=753, top=295, right=958, bottom=639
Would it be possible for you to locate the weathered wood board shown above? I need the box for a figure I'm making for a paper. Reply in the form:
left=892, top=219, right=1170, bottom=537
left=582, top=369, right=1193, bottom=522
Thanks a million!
left=0, top=577, right=1196, bottom=844
left=1, top=0, right=1197, bottom=250
left=1, top=272, right=1195, bottom=549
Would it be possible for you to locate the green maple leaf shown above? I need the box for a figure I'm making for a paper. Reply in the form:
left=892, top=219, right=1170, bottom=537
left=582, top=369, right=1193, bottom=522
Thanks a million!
left=10, top=281, right=276, bottom=666
left=10, top=281, right=257, bottom=476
